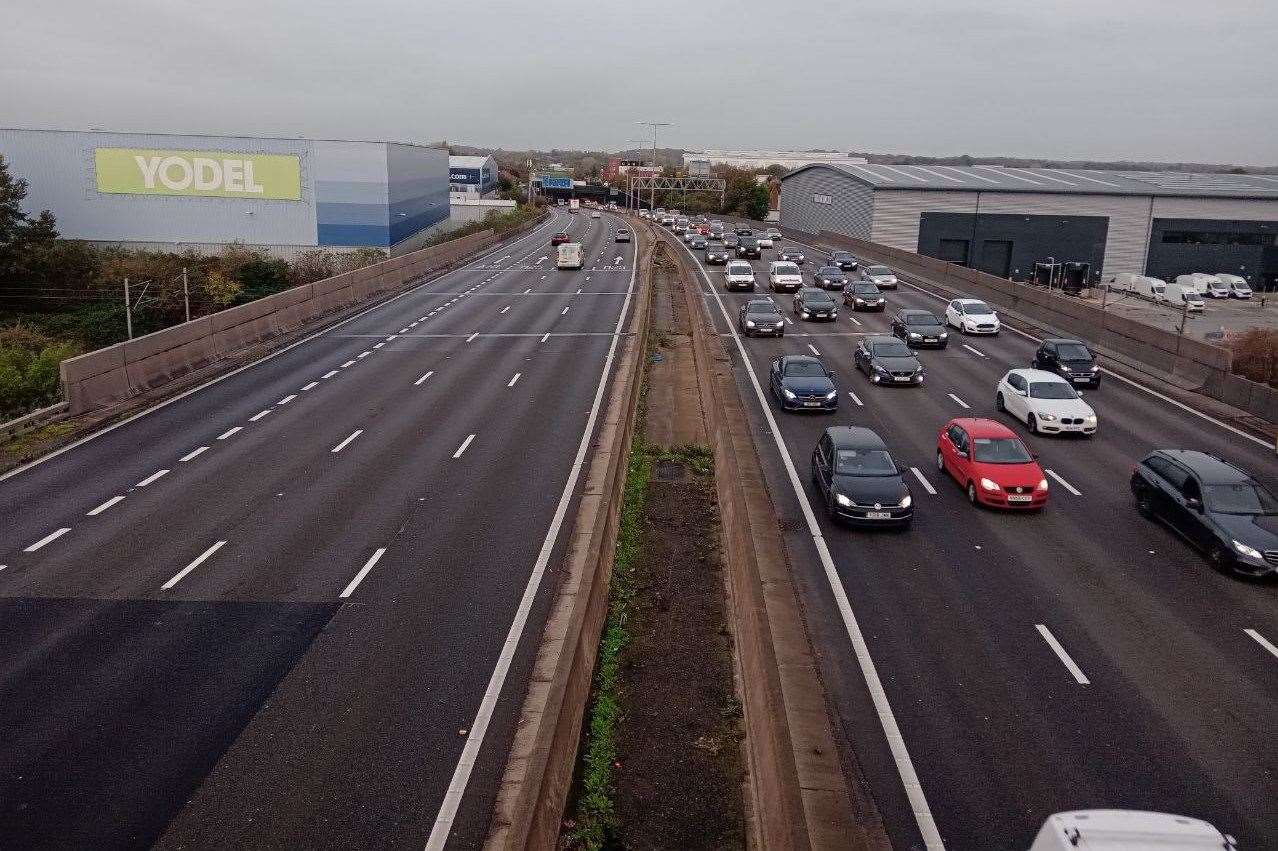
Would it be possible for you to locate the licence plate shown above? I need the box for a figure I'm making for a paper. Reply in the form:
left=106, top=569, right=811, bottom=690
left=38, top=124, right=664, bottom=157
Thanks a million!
left=803, top=401, right=822, bottom=407
left=866, top=511, right=891, bottom=520
left=894, top=376, right=910, bottom=382
left=1008, top=494, right=1033, bottom=503
left=923, top=337, right=936, bottom=342
left=1073, top=377, right=1089, bottom=383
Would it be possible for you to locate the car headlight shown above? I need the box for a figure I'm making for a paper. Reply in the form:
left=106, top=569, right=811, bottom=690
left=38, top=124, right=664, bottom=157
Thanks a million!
left=801, top=311, right=810, bottom=318
left=745, top=320, right=756, bottom=328
left=835, top=493, right=853, bottom=507
left=899, top=494, right=912, bottom=508
left=1083, top=414, right=1097, bottom=424
left=824, top=390, right=837, bottom=400
left=939, top=331, right=948, bottom=338
left=775, top=321, right=784, bottom=328
left=782, top=388, right=796, bottom=400
left=1233, top=540, right=1263, bottom=560
left=1059, top=364, right=1072, bottom=372
left=1037, top=478, right=1050, bottom=491
left=830, top=310, right=838, bottom=316
left=980, top=478, right=1001, bottom=492
left=908, top=332, right=921, bottom=339
left=854, top=298, right=865, bottom=304
left=1037, top=411, right=1056, bottom=421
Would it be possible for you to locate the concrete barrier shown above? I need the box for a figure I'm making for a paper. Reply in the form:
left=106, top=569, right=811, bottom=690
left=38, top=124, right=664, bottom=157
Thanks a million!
left=60, top=218, right=545, bottom=414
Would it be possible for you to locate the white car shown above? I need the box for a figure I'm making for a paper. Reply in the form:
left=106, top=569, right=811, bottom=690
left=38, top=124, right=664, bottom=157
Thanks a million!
left=995, top=369, right=1097, bottom=436
left=1028, top=810, right=1235, bottom=851
left=768, top=261, right=804, bottom=292
left=860, top=264, right=898, bottom=289
left=725, top=261, right=756, bottom=291
left=946, top=298, right=1001, bottom=335
left=590, top=210, right=601, bottom=219
left=756, top=233, right=774, bottom=248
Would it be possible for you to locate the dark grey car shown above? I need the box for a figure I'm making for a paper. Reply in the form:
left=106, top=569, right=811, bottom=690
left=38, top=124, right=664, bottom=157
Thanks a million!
left=738, top=298, right=785, bottom=337
left=854, top=336, right=925, bottom=386
left=811, top=426, right=913, bottom=527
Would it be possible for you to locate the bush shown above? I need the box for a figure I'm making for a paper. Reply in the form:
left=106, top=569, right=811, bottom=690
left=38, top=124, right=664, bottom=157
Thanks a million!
left=0, top=324, right=81, bottom=419
left=1229, top=327, right=1278, bottom=388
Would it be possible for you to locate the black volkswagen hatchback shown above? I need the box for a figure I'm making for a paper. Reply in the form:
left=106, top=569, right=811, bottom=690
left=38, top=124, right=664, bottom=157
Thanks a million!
left=811, top=426, right=913, bottom=527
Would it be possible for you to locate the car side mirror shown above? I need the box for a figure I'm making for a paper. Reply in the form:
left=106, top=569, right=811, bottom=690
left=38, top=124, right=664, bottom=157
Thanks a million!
left=1186, top=497, right=1203, bottom=512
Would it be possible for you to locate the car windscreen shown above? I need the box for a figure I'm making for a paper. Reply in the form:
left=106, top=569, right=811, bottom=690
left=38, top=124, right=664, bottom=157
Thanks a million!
left=1029, top=381, right=1078, bottom=400
left=783, top=362, right=827, bottom=378
left=727, top=264, right=752, bottom=274
left=865, top=266, right=891, bottom=276
left=832, top=252, right=852, bottom=261
left=852, top=284, right=880, bottom=294
left=963, top=302, right=993, bottom=315
left=1056, top=343, right=1092, bottom=361
left=818, top=266, right=843, bottom=277
left=1204, top=481, right=1278, bottom=515
left=745, top=302, right=778, bottom=315
left=870, top=342, right=913, bottom=358
left=835, top=449, right=896, bottom=476
left=773, top=263, right=800, bottom=276
left=971, top=437, right=1033, bottom=464
left=904, top=312, right=938, bottom=324
left=804, top=291, right=835, bottom=304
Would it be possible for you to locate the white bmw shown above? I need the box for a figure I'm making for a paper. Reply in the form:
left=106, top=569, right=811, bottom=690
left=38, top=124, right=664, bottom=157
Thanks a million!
left=995, top=369, right=1097, bottom=436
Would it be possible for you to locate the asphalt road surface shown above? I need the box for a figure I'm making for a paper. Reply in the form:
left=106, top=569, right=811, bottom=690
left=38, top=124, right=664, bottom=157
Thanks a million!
left=670, top=222, right=1278, bottom=850
left=0, top=208, right=636, bottom=850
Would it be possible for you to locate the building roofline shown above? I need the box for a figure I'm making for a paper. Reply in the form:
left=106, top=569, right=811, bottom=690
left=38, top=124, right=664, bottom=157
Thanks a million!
left=0, top=126, right=446, bottom=149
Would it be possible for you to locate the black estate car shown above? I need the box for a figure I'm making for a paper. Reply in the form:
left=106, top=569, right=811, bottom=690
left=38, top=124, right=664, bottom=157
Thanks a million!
left=1033, top=338, right=1101, bottom=388
left=736, top=237, right=761, bottom=259
left=892, top=309, right=948, bottom=347
left=777, top=247, right=806, bottom=264
left=793, top=287, right=838, bottom=321
left=1131, top=449, right=1278, bottom=578
left=843, top=281, right=885, bottom=311
left=811, top=426, right=913, bottom=527
left=722, top=233, right=741, bottom=250
left=812, top=265, right=847, bottom=290
left=739, top=298, right=785, bottom=337
left=705, top=245, right=730, bottom=264
left=769, top=355, right=838, bottom=411
left=830, top=250, right=859, bottom=272
left=854, top=336, right=925, bottom=385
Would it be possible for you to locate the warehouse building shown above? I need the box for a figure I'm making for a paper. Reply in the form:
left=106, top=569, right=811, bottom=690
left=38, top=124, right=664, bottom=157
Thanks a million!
left=448, top=154, right=498, bottom=196
left=779, top=163, right=1278, bottom=290
left=0, top=128, right=451, bottom=255
left=684, top=150, right=868, bottom=171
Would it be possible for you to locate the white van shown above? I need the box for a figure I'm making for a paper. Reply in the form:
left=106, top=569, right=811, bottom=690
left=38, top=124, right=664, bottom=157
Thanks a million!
left=1176, top=273, right=1226, bottom=298
left=1128, top=275, right=1168, bottom=302
left=1214, top=272, right=1253, bottom=299
left=556, top=242, right=584, bottom=270
left=1028, top=810, right=1234, bottom=850
left=1164, top=282, right=1205, bottom=312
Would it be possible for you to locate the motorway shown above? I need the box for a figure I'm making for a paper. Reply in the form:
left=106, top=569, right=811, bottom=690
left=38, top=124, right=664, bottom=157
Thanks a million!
left=0, top=208, right=636, bottom=850
left=670, top=224, right=1278, bottom=849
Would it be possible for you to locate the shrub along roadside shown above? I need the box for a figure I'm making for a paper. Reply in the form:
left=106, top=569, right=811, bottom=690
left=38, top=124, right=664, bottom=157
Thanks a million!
left=0, top=324, right=80, bottom=419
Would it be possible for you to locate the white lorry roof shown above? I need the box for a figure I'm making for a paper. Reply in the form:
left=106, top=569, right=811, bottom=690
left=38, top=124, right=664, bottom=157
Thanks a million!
left=1030, top=810, right=1234, bottom=851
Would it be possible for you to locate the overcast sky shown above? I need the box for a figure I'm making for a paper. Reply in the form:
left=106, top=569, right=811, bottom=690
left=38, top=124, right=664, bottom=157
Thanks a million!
left=5, top=0, right=1277, bottom=165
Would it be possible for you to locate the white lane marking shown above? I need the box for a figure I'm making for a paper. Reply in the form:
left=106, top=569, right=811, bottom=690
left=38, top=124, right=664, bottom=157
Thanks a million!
left=373, top=342, right=385, bottom=349
left=507, top=373, right=522, bottom=388
left=179, top=446, right=210, bottom=462
left=301, top=381, right=318, bottom=392
left=1045, top=469, right=1081, bottom=496
left=561, top=306, right=570, bottom=315
left=541, top=333, right=550, bottom=343
left=784, top=316, right=793, bottom=325
left=217, top=426, right=243, bottom=440
left=523, top=288, right=532, bottom=294
left=500, top=306, right=511, bottom=314
left=24, top=527, right=71, bottom=552
left=162, top=540, right=228, bottom=590
left=339, top=547, right=387, bottom=598
left=846, top=390, right=864, bottom=406
left=135, top=469, right=170, bottom=487
left=576, top=288, right=583, bottom=294
left=910, top=466, right=938, bottom=494
left=1035, top=624, right=1091, bottom=685
left=961, top=343, right=986, bottom=358
left=848, top=315, right=863, bottom=326
left=86, top=496, right=124, bottom=516
left=671, top=235, right=945, bottom=849
left=410, top=322, right=419, bottom=327
left=1244, top=628, right=1278, bottom=660
left=322, top=370, right=339, bottom=379
left=357, top=351, right=371, bottom=359
left=398, top=327, right=409, bottom=333
left=415, top=371, right=435, bottom=386
left=249, top=409, right=272, bottom=421
left=426, top=216, right=636, bottom=849
left=807, top=344, right=821, bottom=356
left=331, top=429, right=364, bottom=453
left=278, top=394, right=298, bottom=404
left=947, top=393, right=970, bottom=409
left=540, top=275, right=546, bottom=280
left=466, top=332, right=479, bottom=343
left=452, top=434, right=476, bottom=458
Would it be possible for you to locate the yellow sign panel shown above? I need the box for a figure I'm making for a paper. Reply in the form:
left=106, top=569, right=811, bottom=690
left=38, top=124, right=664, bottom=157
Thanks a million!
left=94, top=148, right=301, bottom=200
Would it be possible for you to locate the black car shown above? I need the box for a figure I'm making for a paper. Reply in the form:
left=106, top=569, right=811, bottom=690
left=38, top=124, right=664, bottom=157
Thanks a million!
left=736, top=237, right=761, bottom=259
left=854, top=336, right=924, bottom=385
left=1131, top=449, right=1278, bottom=578
left=777, top=247, right=806, bottom=265
left=705, top=246, right=730, bottom=265
left=843, top=281, right=886, bottom=311
left=690, top=235, right=708, bottom=250
left=723, top=233, right=741, bottom=250
left=1033, top=338, right=1101, bottom=388
left=769, top=354, right=838, bottom=411
left=811, top=426, right=913, bottom=527
left=891, top=309, right=948, bottom=347
left=812, top=265, right=847, bottom=290
left=793, top=287, right=838, bottom=321
left=739, top=298, right=785, bottom=337
left=831, top=250, right=859, bottom=272
left=735, top=226, right=754, bottom=237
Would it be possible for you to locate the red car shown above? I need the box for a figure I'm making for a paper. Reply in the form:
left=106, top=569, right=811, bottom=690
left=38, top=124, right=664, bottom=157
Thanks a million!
left=551, top=232, right=570, bottom=246
left=936, top=418, right=1049, bottom=509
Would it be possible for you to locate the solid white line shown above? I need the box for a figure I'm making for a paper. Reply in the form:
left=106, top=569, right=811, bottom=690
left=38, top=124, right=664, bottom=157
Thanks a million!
left=339, top=547, right=386, bottom=598
left=86, top=496, right=124, bottom=516
left=179, top=446, right=209, bottom=462
left=947, top=393, right=970, bottom=409
left=541, top=333, right=550, bottom=343
left=961, top=343, right=986, bottom=358
left=466, top=332, right=479, bottom=343
left=846, top=390, right=864, bottom=406
left=1035, top=624, right=1091, bottom=685
left=322, top=370, right=339, bottom=379
left=24, top=527, right=71, bottom=552
left=300, top=381, right=319, bottom=391
left=452, top=434, right=476, bottom=458
left=671, top=236, right=945, bottom=849
left=1244, top=628, right=1278, bottom=660
left=162, top=540, right=227, bottom=590
left=1045, top=469, right=1081, bottom=496
left=426, top=215, right=635, bottom=849
left=500, top=306, right=510, bottom=314
left=331, top=429, right=363, bottom=453
left=135, top=469, right=169, bottom=487
left=415, top=371, right=435, bottom=386
left=507, top=373, right=522, bottom=387
left=217, top=426, right=243, bottom=440
left=278, top=394, right=298, bottom=404
left=807, top=344, right=821, bottom=356
left=910, top=466, right=938, bottom=495
left=561, top=306, right=570, bottom=315
left=249, top=409, right=272, bottom=422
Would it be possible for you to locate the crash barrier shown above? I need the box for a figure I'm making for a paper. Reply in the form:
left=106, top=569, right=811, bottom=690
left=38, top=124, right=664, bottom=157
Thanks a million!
left=798, top=230, right=1278, bottom=426
left=59, top=215, right=548, bottom=414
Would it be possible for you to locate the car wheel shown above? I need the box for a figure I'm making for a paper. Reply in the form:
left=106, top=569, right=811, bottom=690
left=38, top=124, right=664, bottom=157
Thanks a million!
left=995, top=392, right=1006, bottom=412
left=938, top=343, right=948, bottom=349
left=1027, top=413, right=1038, bottom=434
left=966, top=481, right=979, bottom=506
left=824, top=489, right=837, bottom=520
left=1207, top=543, right=1231, bottom=574
left=936, top=450, right=945, bottom=472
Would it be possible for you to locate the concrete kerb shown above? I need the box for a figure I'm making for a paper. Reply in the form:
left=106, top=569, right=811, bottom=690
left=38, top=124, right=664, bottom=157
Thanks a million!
left=483, top=219, right=654, bottom=851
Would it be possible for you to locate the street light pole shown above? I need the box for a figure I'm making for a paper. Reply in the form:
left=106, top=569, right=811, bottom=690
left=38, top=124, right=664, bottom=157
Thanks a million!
left=182, top=266, right=190, bottom=323
left=636, top=121, right=671, bottom=211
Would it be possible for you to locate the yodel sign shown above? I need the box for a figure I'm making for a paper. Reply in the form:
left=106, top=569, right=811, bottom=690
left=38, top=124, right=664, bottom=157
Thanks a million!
left=94, top=148, right=302, bottom=200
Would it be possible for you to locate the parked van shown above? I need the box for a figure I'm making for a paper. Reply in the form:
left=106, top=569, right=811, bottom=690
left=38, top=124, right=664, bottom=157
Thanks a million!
left=1214, top=272, right=1253, bottom=299
left=1176, top=272, right=1226, bottom=298
left=1125, top=275, right=1168, bottom=302
left=556, top=242, right=584, bottom=270
left=1028, top=810, right=1234, bottom=850
left=1164, top=282, right=1205, bottom=312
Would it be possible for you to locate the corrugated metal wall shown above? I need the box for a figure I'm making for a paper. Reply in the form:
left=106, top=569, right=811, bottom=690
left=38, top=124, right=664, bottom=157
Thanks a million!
left=778, top=167, right=873, bottom=238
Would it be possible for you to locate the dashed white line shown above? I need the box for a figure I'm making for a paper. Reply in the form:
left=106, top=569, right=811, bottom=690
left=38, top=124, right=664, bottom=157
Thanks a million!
left=576, top=288, right=583, bottom=294
left=500, top=306, right=511, bottom=314
left=785, top=317, right=793, bottom=325
left=249, top=409, right=273, bottom=422
left=331, top=429, right=364, bottom=453
left=135, top=469, right=170, bottom=487
left=87, top=496, right=124, bottom=516
left=373, top=342, right=385, bottom=349
left=162, top=540, right=227, bottom=590
left=466, top=332, right=479, bottom=343
left=807, top=344, right=821, bottom=356
left=541, top=333, right=550, bottom=343
left=415, top=371, right=435, bottom=386
left=322, top=370, right=339, bottom=379
left=179, top=446, right=209, bottom=462
left=340, top=547, right=387, bottom=598
left=1045, top=469, right=1081, bottom=496
left=357, top=351, right=371, bottom=359
left=947, top=393, right=970, bottom=409
left=1244, top=628, right=1278, bottom=660
left=507, top=373, right=522, bottom=387
left=277, top=394, right=298, bottom=404
left=846, top=390, right=864, bottom=406
left=523, top=288, right=532, bottom=294
left=1035, top=624, right=1091, bottom=685
left=217, top=426, right=243, bottom=440
left=452, top=433, right=476, bottom=458
left=961, top=343, right=987, bottom=358
left=399, top=327, right=409, bottom=333
left=24, top=527, right=71, bottom=552
left=848, top=315, right=863, bottom=326
left=300, top=381, right=319, bottom=392
left=561, top=306, right=570, bottom=315
left=910, top=467, right=938, bottom=495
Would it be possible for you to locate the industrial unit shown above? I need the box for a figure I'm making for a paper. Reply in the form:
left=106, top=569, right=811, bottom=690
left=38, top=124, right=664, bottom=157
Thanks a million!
left=779, top=163, right=1278, bottom=290
left=0, top=128, right=451, bottom=255
left=684, top=150, right=868, bottom=171
left=448, top=154, right=498, bottom=196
